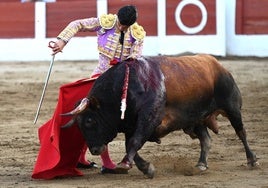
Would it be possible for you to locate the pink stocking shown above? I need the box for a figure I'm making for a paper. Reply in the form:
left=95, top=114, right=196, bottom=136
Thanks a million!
left=100, top=146, right=116, bottom=169
left=78, top=144, right=90, bottom=165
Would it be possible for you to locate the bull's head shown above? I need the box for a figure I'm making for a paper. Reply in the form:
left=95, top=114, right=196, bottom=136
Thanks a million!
left=61, top=97, right=117, bottom=155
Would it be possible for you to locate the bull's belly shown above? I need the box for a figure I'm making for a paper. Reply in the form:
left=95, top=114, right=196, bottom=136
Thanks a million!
left=155, top=107, right=225, bottom=139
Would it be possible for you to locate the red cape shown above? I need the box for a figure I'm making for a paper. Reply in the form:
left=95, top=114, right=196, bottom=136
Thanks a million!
left=32, top=78, right=96, bottom=179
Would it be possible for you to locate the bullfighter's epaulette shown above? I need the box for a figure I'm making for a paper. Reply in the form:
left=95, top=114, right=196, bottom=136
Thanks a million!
left=99, top=14, right=116, bottom=29
left=130, top=23, right=146, bottom=41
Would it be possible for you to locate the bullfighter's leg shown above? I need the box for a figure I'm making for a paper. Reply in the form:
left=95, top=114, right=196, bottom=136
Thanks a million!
left=193, top=125, right=211, bottom=171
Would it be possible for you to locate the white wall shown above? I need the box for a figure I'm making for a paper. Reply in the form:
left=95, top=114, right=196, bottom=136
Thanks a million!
left=0, top=0, right=267, bottom=62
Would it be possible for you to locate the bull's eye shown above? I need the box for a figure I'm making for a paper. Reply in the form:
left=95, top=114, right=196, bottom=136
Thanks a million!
left=85, top=117, right=96, bottom=128
left=87, top=118, right=92, bottom=123
left=87, top=118, right=92, bottom=124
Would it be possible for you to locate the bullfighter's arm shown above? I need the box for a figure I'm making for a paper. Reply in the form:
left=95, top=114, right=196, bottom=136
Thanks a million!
left=128, top=40, right=144, bottom=59
left=57, top=17, right=101, bottom=43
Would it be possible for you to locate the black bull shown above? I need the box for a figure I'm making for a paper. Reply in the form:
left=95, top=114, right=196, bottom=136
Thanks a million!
left=63, top=54, right=258, bottom=178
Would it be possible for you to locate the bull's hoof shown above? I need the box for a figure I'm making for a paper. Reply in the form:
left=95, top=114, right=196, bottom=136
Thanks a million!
left=247, top=155, right=260, bottom=169
left=144, top=163, right=155, bottom=179
left=247, top=160, right=260, bottom=169
left=184, top=163, right=208, bottom=176
left=196, top=163, right=208, bottom=171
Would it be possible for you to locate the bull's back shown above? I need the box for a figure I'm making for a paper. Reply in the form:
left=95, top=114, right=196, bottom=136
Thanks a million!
left=159, top=54, right=228, bottom=103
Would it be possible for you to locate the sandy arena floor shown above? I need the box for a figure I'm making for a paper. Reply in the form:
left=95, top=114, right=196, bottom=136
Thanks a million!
left=0, top=57, right=267, bottom=187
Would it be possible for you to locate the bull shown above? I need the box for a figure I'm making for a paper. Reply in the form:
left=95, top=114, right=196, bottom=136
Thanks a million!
left=63, top=54, right=258, bottom=178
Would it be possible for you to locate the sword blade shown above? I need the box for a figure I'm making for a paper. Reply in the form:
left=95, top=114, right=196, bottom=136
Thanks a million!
left=33, top=55, right=55, bottom=124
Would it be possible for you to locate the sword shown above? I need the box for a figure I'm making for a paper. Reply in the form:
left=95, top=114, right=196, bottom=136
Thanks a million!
left=34, top=41, right=57, bottom=124
left=33, top=54, right=55, bottom=124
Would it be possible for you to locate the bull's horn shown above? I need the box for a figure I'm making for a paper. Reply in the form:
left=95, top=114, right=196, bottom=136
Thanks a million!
left=61, top=118, right=76, bottom=129
left=61, top=98, right=89, bottom=116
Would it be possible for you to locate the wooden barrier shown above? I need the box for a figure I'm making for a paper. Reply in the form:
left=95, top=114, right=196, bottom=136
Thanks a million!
left=46, top=1, right=96, bottom=37
left=236, top=0, right=268, bottom=34
left=0, top=0, right=268, bottom=60
left=107, top=0, right=158, bottom=36
left=0, top=2, right=35, bottom=38
left=166, top=0, right=216, bottom=35
left=2, top=0, right=268, bottom=38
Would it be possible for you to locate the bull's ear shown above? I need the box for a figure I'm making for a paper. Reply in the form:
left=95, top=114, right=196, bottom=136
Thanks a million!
left=89, top=96, right=100, bottom=110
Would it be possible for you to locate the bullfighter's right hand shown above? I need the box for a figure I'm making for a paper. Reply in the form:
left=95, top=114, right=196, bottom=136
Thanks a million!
left=49, top=39, right=66, bottom=55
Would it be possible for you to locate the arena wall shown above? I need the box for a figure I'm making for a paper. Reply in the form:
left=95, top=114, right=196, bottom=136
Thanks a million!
left=0, top=0, right=267, bottom=61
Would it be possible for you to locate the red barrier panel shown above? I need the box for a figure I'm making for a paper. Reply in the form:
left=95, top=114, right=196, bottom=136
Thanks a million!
left=0, top=0, right=20, bottom=2
left=46, top=1, right=97, bottom=38
left=0, top=2, right=35, bottom=38
left=166, top=0, right=216, bottom=35
left=236, top=0, right=268, bottom=34
left=2, top=0, right=268, bottom=39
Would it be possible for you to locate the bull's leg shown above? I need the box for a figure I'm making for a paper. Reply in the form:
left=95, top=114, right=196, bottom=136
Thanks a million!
left=215, top=75, right=258, bottom=167
left=227, top=111, right=258, bottom=167
left=117, top=132, right=146, bottom=168
left=193, top=125, right=211, bottom=171
left=118, top=151, right=155, bottom=178
left=117, top=119, right=158, bottom=178
left=117, top=135, right=135, bottom=170
left=134, top=153, right=155, bottom=178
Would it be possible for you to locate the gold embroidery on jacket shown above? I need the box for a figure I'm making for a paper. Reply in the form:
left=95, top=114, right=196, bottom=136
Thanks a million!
left=130, top=23, right=146, bottom=40
left=99, top=14, right=116, bottom=29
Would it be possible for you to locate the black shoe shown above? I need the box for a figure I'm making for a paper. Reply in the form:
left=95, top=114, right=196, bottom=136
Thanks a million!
left=100, top=166, right=128, bottom=174
left=77, top=161, right=98, bottom=169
